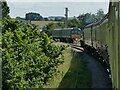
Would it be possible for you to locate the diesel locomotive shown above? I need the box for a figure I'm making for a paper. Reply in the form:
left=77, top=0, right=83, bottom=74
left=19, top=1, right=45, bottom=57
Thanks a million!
left=52, top=27, right=81, bottom=43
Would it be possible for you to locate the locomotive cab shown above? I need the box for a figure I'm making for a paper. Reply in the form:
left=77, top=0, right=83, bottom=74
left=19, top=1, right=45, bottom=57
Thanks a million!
left=71, top=27, right=81, bottom=39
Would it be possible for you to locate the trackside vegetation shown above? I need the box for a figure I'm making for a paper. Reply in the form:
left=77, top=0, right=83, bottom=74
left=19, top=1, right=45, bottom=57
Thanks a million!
left=1, top=1, right=91, bottom=89
left=43, top=47, right=91, bottom=88
left=58, top=52, right=91, bottom=88
left=2, top=17, right=67, bottom=89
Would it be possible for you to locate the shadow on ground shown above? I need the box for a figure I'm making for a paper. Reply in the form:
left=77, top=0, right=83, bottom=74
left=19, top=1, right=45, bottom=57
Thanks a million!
left=57, top=47, right=112, bottom=89
left=57, top=49, right=91, bottom=89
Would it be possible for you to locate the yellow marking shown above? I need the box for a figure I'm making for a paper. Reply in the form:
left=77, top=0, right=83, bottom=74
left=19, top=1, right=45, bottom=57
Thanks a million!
left=71, top=34, right=80, bottom=39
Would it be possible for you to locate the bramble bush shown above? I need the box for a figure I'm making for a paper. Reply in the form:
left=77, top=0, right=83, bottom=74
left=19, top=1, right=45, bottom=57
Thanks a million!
left=2, top=17, right=66, bottom=89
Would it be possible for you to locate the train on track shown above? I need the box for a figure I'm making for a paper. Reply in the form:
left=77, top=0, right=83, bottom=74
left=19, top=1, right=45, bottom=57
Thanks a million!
left=52, top=27, right=81, bottom=43
left=80, top=1, right=120, bottom=89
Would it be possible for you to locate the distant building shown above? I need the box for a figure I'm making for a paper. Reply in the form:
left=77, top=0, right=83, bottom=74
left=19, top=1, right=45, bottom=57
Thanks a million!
left=25, top=12, right=43, bottom=21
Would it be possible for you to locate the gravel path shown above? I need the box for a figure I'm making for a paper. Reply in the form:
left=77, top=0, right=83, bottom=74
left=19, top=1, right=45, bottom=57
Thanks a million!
left=73, top=47, right=112, bottom=88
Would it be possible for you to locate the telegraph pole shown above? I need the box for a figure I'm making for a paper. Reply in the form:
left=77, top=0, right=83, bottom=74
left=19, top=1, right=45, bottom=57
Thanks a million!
left=64, top=7, right=68, bottom=28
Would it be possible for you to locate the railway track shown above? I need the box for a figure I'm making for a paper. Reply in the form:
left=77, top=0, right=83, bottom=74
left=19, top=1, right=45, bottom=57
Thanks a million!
left=70, top=44, right=112, bottom=88
left=72, top=44, right=110, bottom=70
left=71, top=44, right=84, bottom=51
left=71, top=44, right=111, bottom=76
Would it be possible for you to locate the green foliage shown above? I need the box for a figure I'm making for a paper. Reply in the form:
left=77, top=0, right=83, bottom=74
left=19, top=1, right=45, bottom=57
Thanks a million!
left=0, top=0, right=10, bottom=18
left=96, top=9, right=105, bottom=21
left=42, top=9, right=105, bottom=36
left=26, top=12, right=43, bottom=21
left=67, top=18, right=81, bottom=28
left=2, top=17, right=66, bottom=89
left=76, top=9, right=105, bottom=29
left=43, top=22, right=64, bottom=37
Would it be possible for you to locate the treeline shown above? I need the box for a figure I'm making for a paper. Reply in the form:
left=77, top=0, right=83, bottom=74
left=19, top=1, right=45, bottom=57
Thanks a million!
left=1, top=1, right=66, bottom=89
left=43, top=9, right=105, bottom=36
left=70, top=9, right=105, bottom=29
left=17, top=13, right=64, bottom=22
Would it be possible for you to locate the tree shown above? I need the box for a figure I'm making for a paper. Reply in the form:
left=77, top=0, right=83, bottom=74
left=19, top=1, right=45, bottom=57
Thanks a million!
left=44, top=22, right=64, bottom=37
left=77, top=13, right=96, bottom=29
left=2, top=17, right=65, bottom=89
left=95, top=9, right=105, bottom=21
left=77, top=13, right=88, bottom=29
left=77, top=9, right=105, bottom=29
left=25, top=12, right=43, bottom=21
left=67, top=17, right=81, bottom=28
left=0, top=0, right=10, bottom=17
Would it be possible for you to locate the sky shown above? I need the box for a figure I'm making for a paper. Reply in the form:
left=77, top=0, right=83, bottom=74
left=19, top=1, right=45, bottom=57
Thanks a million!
left=6, top=0, right=109, bottom=18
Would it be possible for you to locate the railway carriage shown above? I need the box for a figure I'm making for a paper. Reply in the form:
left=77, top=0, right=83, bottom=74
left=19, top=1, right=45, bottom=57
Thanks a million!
left=107, top=1, right=120, bottom=89
left=91, top=23, right=98, bottom=49
left=95, top=16, right=109, bottom=62
left=81, top=1, right=120, bottom=89
left=83, top=24, right=92, bottom=47
left=83, top=15, right=110, bottom=66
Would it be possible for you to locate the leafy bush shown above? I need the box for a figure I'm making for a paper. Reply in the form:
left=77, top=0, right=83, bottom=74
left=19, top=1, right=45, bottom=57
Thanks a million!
left=2, top=17, right=66, bottom=89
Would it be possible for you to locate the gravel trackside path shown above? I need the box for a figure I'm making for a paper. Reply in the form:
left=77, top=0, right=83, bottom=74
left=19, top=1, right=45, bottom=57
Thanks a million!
left=72, top=47, right=112, bottom=88
left=81, top=52, right=112, bottom=88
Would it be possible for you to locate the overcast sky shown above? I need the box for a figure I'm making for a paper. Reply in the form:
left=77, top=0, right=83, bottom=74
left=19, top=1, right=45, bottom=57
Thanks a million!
left=6, top=0, right=109, bottom=18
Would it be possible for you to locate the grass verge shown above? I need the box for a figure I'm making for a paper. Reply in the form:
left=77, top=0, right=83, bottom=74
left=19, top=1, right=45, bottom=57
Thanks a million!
left=43, top=47, right=91, bottom=88
left=58, top=51, right=91, bottom=88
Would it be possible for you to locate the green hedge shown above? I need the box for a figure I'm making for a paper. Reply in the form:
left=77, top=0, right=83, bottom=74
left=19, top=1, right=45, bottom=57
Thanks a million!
left=2, top=17, right=65, bottom=89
